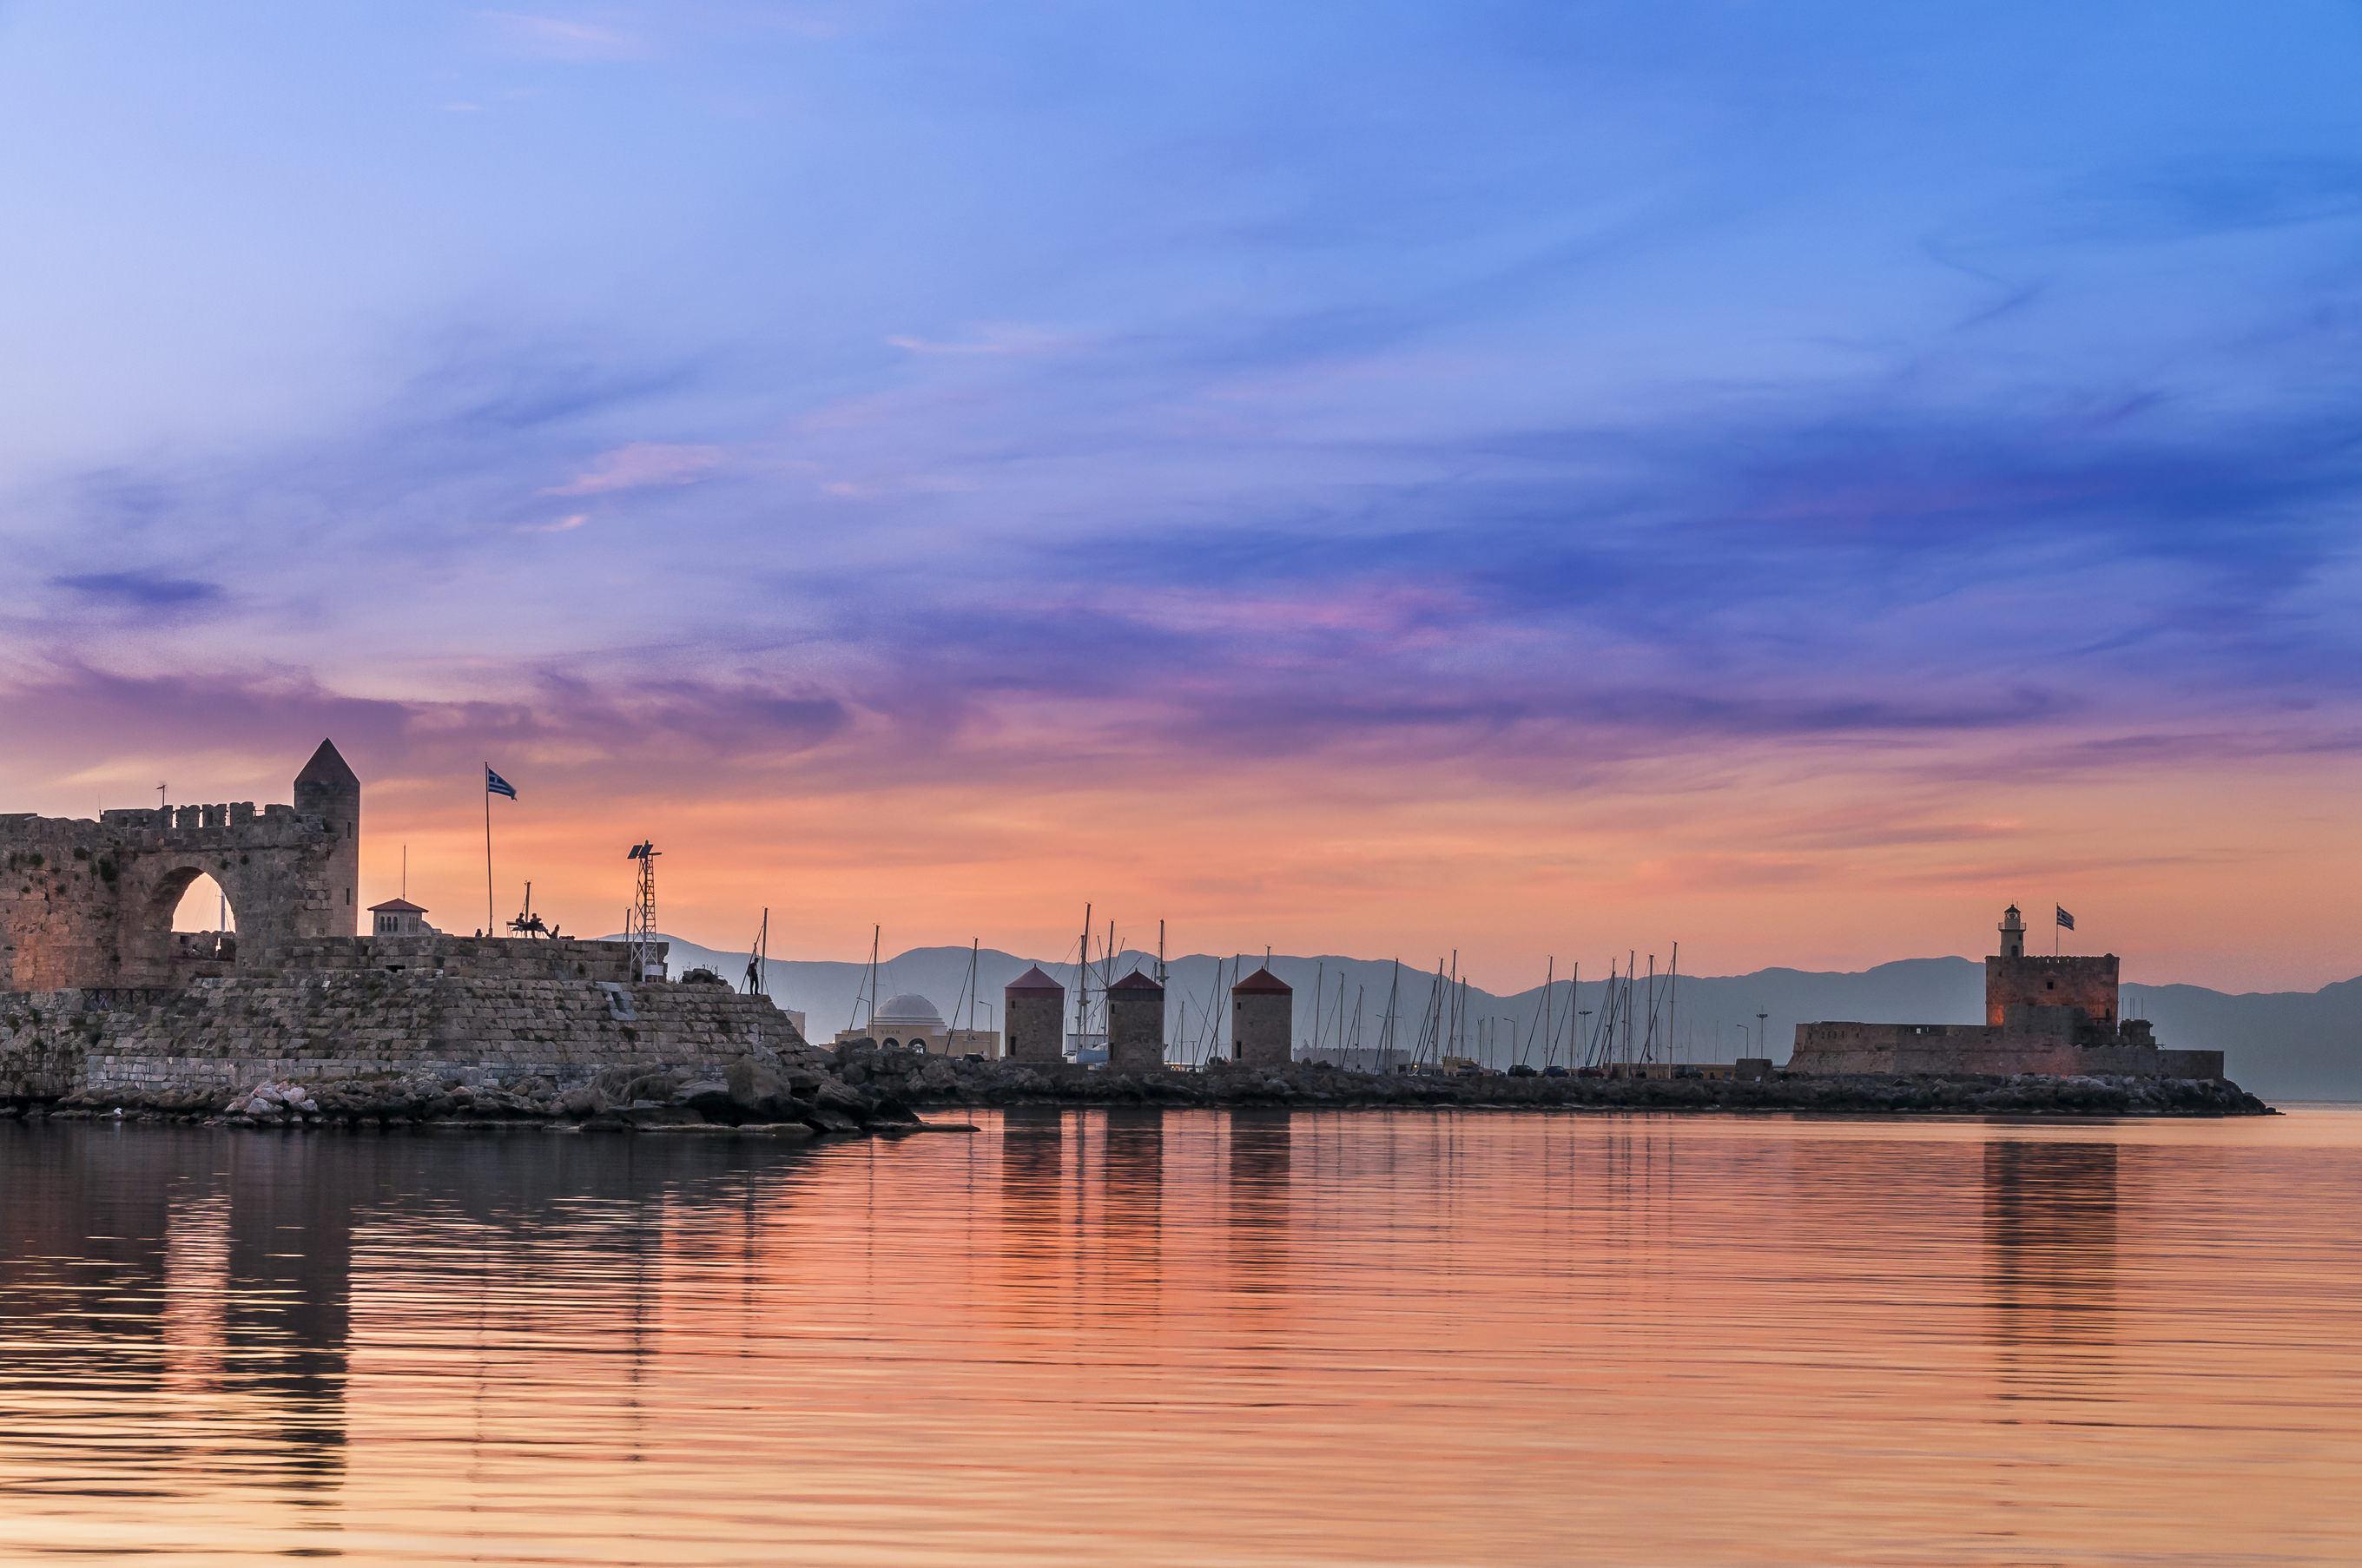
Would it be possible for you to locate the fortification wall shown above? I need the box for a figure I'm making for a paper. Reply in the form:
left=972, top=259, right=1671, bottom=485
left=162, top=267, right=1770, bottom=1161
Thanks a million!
left=273, top=934, right=654, bottom=983
left=1787, top=1020, right=2222, bottom=1078
left=1, top=804, right=342, bottom=991
left=1986, top=953, right=2117, bottom=1026
left=1, top=972, right=818, bottom=1105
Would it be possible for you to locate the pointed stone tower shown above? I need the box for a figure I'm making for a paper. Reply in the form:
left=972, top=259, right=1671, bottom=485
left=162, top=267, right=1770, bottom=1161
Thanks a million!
left=1005, top=965, right=1067, bottom=1064
left=1107, top=968, right=1167, bottom=1072
left=1230, top=965, right=1293, bottom=1067
left=294, top=739, right=361, bottom=937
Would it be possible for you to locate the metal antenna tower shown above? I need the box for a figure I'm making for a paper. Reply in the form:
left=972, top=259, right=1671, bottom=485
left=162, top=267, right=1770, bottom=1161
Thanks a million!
left=625, top=840, right=662, bottom=980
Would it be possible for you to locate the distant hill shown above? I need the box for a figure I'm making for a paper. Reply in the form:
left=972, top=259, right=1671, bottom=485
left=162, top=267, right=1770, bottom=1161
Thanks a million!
left=629, top=936, right=2362, bottom=1101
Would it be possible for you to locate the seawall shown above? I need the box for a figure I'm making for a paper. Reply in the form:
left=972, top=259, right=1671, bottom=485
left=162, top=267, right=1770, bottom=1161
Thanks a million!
left=2, top=972, right=822, bottom=1104
left=1786, top=1021, right=2225, bottom=1079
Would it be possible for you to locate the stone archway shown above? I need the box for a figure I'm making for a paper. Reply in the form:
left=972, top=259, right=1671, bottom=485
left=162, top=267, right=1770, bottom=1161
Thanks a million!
left=133, top=860, right=249, bottom=984
left=0, top=740, right=360, bottom=993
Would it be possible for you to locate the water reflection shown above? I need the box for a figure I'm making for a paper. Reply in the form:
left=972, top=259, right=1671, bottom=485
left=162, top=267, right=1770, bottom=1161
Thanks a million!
left=1983, top=1140, right=2118, bottom=1398
left=0, top=1113, right=2354, bottom=1565
left=1226, top=1112, right=1291, bottom=1303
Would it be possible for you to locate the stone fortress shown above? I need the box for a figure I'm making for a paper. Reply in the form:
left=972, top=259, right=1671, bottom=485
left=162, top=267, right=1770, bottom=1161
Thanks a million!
left=1785, top=905, right=2225, bottom=1077
left=1, top=742, right=835, bottom=1115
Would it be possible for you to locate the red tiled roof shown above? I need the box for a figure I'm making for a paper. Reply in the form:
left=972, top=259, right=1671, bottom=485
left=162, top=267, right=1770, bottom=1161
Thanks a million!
left=1231, top=965, right=1291, bottom=995
left=1005, top=965, right=1066, bottom=997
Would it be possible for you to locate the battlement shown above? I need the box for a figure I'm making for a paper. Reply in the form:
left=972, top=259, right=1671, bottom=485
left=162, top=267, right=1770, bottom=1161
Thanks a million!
left=1, top=741, right=360, bottom=992
left=96, top=803, right=316, bottom=833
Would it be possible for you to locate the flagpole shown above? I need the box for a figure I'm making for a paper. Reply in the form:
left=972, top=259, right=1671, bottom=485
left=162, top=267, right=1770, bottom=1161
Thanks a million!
left=485, top=763, right=494, bottom=939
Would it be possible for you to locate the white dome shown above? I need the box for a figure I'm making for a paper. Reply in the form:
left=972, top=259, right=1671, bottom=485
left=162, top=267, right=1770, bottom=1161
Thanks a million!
left=874, top=993, right=944, bottom=1026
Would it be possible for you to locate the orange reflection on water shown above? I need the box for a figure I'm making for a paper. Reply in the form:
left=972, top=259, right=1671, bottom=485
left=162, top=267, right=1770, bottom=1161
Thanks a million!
left=0, top=1110, right=2357, bottom=1565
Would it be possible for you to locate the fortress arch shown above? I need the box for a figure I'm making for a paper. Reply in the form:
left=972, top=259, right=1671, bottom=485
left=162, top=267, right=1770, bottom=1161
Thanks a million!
left=0, top=740, right=360, bottom=992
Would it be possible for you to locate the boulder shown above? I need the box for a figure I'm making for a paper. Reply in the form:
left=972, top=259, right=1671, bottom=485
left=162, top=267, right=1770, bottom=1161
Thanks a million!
left=865, top=1095, right=922, bottom=1128
left=673, top=1079, right=734, bottom=1113
left=815, top=1077, right=876, bottom=1115
left=623, top=1105, right=704, bottom=1128
left=724, top=1060, right=799, bottom=1118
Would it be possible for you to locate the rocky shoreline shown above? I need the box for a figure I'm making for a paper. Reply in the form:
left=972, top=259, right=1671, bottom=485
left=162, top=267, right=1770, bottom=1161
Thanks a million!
left=2, top=1038, right=2273, bottom=1131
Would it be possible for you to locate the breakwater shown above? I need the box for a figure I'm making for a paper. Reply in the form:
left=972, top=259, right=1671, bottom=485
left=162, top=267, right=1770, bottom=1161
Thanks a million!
left=4, top=1031, right=2270, bottom=1131
left=842, top=1042, right=2272, bottom=1117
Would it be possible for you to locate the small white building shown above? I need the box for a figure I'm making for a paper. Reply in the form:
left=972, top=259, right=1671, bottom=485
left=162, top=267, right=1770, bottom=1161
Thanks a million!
left=835, top=992, right=1002, bottom=1057
left=368, top=898, right=432, bottom=937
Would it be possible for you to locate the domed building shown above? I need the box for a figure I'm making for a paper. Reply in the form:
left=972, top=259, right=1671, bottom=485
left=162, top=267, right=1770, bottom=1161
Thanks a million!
left=835, top=992, right=1003, bottom=1057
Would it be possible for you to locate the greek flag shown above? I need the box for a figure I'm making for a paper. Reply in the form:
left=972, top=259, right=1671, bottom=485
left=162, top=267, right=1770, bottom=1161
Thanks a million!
left=485, top=766, right=518, bottom=800
left=2055, top=906, right=2075, bottom=931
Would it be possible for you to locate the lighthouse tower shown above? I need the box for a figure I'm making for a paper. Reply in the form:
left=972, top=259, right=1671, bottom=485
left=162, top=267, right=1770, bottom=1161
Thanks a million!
left=1998, top=904, right=2025, bottom=959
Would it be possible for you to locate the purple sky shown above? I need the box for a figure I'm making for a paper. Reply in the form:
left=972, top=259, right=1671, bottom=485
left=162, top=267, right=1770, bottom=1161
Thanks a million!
left=3, top=3, right=2359, bottom=985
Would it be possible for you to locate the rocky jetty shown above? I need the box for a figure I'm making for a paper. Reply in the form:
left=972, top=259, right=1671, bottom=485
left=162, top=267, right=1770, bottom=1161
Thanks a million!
left=16, top=1046, right=933, bottom=1136
left=1, top=1036, right=2270, bottom=1134
left=838, top=1041, right=2273, bottom=1117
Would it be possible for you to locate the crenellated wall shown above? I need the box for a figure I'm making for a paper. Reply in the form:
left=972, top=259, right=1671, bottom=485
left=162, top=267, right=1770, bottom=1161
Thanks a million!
left=0, top=741, right=360, bottom=992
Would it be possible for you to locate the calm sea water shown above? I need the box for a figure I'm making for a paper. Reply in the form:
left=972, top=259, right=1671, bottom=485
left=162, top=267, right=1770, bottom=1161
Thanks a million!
left=0, top=1108, right=2355, bottom=1566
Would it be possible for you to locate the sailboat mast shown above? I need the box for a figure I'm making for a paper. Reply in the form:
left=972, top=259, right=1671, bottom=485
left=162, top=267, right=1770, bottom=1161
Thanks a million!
left=1075, top=904, right=1092, bottom=1058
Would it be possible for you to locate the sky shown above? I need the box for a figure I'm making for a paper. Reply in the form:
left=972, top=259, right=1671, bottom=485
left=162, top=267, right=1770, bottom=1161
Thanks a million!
left=2, top=2, right=2359, bottom=992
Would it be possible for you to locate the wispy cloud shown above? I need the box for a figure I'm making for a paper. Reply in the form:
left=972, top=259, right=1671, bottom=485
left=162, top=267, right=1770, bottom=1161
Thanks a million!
left=474, top=11, right=648, bottom=63
left=542, top=443, right=722, bottom=496
left=50, top=572, right=224, bottom=609
left=887, top=325, right=1074, bottom=358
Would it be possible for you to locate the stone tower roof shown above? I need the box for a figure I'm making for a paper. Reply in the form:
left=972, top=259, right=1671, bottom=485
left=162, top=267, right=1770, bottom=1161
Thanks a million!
left=1231, top=965, right=1291, bottom=995
left=1005, top=965, right=1066, bottom=997
left=295, top=738, right=359, bottom=787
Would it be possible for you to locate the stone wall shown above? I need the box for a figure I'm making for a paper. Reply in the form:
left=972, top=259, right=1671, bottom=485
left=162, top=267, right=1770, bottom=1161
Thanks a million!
left=271, top=933, right=655, bottom=983
left=1986, top=952, right=2118, bottom=1027
left=0, top=741, right=357, bottom=991
left=1, top=971, right=819, bottom=1106
left=1107, top=975, right=1165, bottom=1071
left=1787, top=1019, right=2222, bottom=1078
left=1005, top=991, right=1065, bottom=1064
left=1232, top=984, right=1290, bottom=1067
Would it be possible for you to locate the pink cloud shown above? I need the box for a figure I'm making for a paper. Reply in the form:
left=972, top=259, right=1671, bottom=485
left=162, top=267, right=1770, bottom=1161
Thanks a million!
left=542, top=443, right=723, bottom=497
